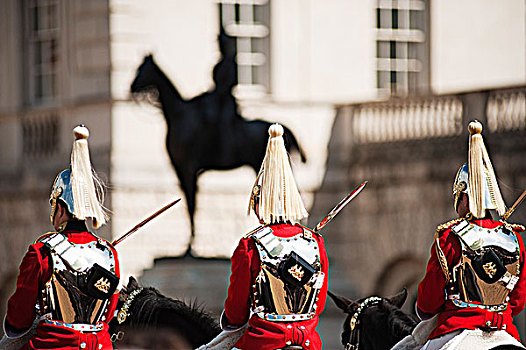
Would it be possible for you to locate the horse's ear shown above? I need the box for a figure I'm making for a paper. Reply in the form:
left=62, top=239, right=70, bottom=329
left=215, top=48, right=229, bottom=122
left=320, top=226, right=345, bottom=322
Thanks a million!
left=328, top=290, right=358, bottom=313
left=127, top=276, right=140, bottom=290
left=145, top=53, right=153, bottom=61
left=388, top=288, right=408, bottom=308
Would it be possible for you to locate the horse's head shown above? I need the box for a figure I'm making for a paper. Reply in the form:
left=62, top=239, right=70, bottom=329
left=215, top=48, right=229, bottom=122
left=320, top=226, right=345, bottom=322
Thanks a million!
left=117, top=276, right=140, bottom=305
left=130, top=54, right=162, bottom=101
left=329, top=289, right=417, bottom=350
left=218, top=25, right=236, bottom=58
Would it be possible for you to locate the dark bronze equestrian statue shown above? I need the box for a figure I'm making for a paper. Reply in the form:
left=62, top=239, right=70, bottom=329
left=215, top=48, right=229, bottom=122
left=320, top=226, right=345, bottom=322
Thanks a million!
left=130, top=30, right=306, bottom=252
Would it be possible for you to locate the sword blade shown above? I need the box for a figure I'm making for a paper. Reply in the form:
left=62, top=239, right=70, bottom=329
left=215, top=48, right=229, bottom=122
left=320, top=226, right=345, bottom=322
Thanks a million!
left=502, top=189, right=526, bottom=221
left=112, top=198, right=181, bottom=246
left=314, top=181, right=368, bottom=233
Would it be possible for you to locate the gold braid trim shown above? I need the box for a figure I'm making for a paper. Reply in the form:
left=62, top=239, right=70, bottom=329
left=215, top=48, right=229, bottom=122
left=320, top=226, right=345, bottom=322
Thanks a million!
left=501, top=221, right=526, bottom=232
left=34, top=232, right=57, bottom=244
left=499, top=220, right=524, bottom=280
left=434, top=218, right=463, bottom=283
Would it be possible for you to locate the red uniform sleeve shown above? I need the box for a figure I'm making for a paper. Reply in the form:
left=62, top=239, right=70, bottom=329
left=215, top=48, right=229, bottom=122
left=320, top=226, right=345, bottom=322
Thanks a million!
left=315, top=234, right=329, bottom=316
left=509, top=231, right=526, bottom=316
left=417, top=229, right=461, bottom=316
left=104, top=246, right=121, bottom=323
left=6, top=245, right=44, bottom=331
left=224, top=239, right=254, bottom=326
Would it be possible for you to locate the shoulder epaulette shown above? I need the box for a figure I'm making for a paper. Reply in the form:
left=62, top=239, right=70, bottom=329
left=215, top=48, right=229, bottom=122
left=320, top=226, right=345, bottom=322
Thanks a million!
left=433, top=218, right=463, bottom=284
left=296, top=223, right=319, bottom=236
left=434, top=218, right=464, bottom=239
left=34, top=232, right=57, bottom=244
left=243, top=225, right=265, bottom=239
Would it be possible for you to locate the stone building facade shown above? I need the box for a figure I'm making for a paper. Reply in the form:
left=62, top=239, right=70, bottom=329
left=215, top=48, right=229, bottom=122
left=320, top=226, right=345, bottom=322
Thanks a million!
left=1, top=0, right=525, bottom=343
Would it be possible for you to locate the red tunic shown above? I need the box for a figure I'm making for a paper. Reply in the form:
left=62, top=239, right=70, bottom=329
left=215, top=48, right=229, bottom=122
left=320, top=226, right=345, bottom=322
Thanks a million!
left=5, top=222, right=120, bottom=350
left=223, top=223, right=329, bottom=350
left=417, top=218, right=526, bottom=341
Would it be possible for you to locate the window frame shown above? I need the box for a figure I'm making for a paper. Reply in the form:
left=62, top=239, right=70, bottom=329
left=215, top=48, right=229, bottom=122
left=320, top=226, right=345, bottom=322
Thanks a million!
left=218, top=0, right=270, bottom=98
left=24, top=0, right=60, bottom=106
left=375, top=0, right=428, bottom=97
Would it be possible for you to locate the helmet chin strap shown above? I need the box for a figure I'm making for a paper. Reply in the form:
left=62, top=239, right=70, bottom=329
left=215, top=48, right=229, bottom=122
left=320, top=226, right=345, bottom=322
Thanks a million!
left=50, top=204, right=57, bottom=225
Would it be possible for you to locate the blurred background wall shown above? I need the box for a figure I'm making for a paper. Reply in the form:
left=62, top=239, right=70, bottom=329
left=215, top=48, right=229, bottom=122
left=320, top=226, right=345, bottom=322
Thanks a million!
left=0, top=0, right=525, bottom=347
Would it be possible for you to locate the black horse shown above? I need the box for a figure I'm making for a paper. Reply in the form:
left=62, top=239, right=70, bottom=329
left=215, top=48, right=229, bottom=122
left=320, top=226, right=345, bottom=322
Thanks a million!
left=329, top=290, right=526, bottom=350
left=109, top=277, right=221, bottom=349
left=130, top=53, right=306, bottom=247
left=329, top=289, right=418, bottom=350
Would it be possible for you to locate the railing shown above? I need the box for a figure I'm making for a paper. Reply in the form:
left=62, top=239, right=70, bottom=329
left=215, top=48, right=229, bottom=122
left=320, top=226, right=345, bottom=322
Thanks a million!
left=339, top=87, right=525, bottom=144
left=487, top=89, right=526, bottom=132
left=350, top=96, right=463, bottom=143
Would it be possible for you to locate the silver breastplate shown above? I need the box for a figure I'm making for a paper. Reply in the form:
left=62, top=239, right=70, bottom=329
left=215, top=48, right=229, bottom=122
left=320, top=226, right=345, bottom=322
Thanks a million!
left=252, top=226, right=325, bottom=322
left=451, top=220, right=520, bottom=308
left=40, top=233, right=119, bottom=324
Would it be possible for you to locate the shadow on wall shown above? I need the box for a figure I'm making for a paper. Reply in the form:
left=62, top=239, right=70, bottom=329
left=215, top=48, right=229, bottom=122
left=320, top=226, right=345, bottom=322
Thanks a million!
left=374, top=255, right=426, bottom=314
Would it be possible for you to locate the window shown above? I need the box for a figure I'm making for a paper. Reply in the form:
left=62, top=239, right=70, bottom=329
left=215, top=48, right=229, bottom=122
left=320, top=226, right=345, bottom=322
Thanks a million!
left=376, top=0, right=428, bottom=96
left=25, top=0, right=60, bottom=105
left=22, top=113, right=60, bottom=158
left=218, top=0, right=270, bottom=98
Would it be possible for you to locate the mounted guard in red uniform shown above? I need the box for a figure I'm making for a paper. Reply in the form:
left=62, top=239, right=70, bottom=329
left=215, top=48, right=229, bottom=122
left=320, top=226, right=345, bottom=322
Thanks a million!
left=1, top=126, right=120, bottom=350
left=416, top=121, right=526, bottom=349
left=215, top=124, right=329, bottom=350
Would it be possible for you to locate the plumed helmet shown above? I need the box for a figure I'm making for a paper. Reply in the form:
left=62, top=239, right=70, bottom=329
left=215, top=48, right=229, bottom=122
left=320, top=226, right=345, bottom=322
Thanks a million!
left=49, top=125, right=107, bottom=228
left=452, top=121, right=506, bottom=218
left=248, top=123, right=308, bottom=224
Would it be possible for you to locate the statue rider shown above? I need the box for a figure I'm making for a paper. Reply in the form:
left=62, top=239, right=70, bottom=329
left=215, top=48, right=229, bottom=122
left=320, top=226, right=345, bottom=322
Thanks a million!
left=1, top=126, right=120, bottom=350
left=415, top=121, right=526, bottom=349
left=220, top=124, right=329, bottom=350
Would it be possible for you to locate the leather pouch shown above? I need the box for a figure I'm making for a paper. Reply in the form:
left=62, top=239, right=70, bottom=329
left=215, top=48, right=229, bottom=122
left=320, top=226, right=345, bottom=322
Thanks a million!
left=278, top=252, right=315, bottom=287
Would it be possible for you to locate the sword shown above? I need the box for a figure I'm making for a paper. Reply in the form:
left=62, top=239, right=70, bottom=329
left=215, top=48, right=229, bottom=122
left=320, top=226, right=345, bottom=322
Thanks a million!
left=112, top=198, right=181, bottom=246
left=314, top=181, right=368, bottom=233
left=501, top=190, right=526, bottom=221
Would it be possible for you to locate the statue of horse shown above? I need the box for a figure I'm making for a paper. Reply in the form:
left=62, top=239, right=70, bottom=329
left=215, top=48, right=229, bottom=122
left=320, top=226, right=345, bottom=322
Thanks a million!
left=329, top=290, right=526, bottom=350
left=109, top=277, right=221, bottom=349
left=130, top=53, right=306, bottom=248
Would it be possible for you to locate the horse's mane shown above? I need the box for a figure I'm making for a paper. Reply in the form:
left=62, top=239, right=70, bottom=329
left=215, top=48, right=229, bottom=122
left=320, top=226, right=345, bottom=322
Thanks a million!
left=380, top=299, right=418, bottom=339
left=128, top=286, right=221, bottom=334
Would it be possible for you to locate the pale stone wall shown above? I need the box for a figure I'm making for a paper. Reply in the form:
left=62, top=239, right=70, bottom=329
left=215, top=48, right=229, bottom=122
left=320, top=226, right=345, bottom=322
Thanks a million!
left=431, top=0, right=526, bottom=93
left=271, top=0, right=377, bottom=103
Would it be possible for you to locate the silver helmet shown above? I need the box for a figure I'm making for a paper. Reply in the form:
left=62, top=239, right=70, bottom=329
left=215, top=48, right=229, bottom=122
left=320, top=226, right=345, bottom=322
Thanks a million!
left=49, top=169, right=75, bottom=223
left=452, top=163, right=502, bottom=215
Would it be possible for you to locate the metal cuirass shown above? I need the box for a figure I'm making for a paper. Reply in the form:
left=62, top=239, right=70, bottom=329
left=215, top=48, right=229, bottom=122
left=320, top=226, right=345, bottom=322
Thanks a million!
left=450, top=220, right=520, bottom=309
left=251, top=226, right=325, bottom=322
left=39, top=233, right=119, bottom=324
